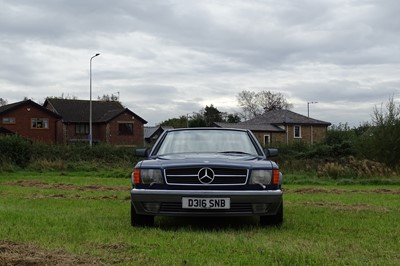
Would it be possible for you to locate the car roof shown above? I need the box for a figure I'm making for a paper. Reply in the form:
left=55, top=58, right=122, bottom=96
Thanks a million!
left=164, top=127, right=250, bottom=133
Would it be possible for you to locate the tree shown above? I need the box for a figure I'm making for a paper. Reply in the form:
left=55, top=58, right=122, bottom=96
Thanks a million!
left=360, top=95, right=400, bottom=168
left=203, top=105, right=223, bottom=126
left=0, top=98, right=7, bottom=106
left=226, top=113, right=241, bottom=123
left=159, top=105, right=235, bottom=128
left=237, top=90, right=292, bottom=119
left=258, top=90, right=292, bottom=112
left=159, top=116, right=188, bottom=128
left=47, top=93, right=78, bottom=100
left=236, top=90, right=260, bottom=119
left=98, top=94, right=119, bottom=102
left=189, top=113, right=206, bottom=127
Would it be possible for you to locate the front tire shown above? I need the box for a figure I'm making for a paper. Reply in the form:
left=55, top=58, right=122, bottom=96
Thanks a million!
left=260, top=202, right=283, bottom=227
left=131, top=203, right=154, bottom=227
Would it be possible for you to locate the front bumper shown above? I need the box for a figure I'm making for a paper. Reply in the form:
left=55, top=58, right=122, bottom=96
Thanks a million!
left=131, top=189, right=283, bottom=217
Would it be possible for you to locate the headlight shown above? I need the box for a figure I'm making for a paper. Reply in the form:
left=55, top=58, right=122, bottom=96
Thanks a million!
left=250, top=170, right=272, bottom=185
left=133, top=169, right=164, bottom=184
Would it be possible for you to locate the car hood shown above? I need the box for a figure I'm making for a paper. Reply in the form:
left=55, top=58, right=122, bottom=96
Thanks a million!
left=138, top=153, right=277, bottom=169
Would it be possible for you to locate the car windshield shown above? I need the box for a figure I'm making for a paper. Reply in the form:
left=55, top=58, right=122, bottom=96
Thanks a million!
left=155, top=130, right=260, bottom=155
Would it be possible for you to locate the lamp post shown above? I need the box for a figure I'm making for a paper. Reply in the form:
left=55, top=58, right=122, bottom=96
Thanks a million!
left=307, top=101, right=318, bottom=117
left=89, top=53, right=100, bottom=148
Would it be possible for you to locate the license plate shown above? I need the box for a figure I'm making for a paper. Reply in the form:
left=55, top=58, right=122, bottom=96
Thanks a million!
left=182, top=197, right=230, bottom=209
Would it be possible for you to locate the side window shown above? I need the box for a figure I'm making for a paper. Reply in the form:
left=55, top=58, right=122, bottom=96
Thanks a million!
left=264, top=135, right=270, bottom=146
left=294, top=125, right=301, bottom=138
left=2, top=117, right=16, bottom=124
left=76, top=124, right=89, bottom=134
left=118, top=123, right=133, bottom=135
left=31, top=118, right=49, bottom=129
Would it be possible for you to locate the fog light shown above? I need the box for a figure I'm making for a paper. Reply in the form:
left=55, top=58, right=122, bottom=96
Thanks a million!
left=252, top=204, right=269, bottom=213
left=143, top=203, right=160, bottom=212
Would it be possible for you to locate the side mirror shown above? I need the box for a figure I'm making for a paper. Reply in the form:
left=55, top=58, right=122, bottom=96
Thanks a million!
left=264, top=148, right=278, bottom=157
left=135, top=148, right=150, bottom=157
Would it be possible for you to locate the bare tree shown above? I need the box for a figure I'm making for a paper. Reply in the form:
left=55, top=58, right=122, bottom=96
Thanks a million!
left=258, top=91, right=292, bottom=112
left=236, top=90, right=261, bottom=120
left=237, top=90, right=292, bottom=119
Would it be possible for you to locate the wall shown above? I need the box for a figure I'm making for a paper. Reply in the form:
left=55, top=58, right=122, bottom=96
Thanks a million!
left=251, top=125, right=328, bottom=146
left=107, top=112, right=144, bottom=146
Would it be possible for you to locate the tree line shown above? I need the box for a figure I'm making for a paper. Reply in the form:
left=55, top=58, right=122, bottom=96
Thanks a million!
left=159, top=90, right=291, bottom=127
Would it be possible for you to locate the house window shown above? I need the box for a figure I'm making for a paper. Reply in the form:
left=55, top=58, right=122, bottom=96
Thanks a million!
left=76, top=124, right=89, bottom=134
left=31, top=118, right=49, bottom=129
left=294, top=125, right=301, bottom=138
left=2, top=117, right=16, bottom=124
left=118, top=123, right=133, bottom=135
left=264, top=135, right=270, bottom=146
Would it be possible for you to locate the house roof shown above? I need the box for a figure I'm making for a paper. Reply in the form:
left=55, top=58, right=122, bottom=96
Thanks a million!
left=44, top=98, right=147, bottom=124
left=0, top=99, right=61, bottom=118
left=241, top=109, right=331, bottom=126
left=214, top=122, right=285, bottom=132
left=0, top=101, right=21, bottom=113
left=0, top=126, right=15, bottom=135
left=214, top=110, right=330, bottom=131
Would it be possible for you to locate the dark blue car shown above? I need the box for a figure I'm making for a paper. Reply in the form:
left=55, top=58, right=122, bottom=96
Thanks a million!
left=131, top=128, right=283, bottom=226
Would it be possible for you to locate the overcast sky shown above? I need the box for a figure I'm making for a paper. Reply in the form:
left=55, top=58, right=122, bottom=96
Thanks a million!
left=1, top=0, right=399, bottom=126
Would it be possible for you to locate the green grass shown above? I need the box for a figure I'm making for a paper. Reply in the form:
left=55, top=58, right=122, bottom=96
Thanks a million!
left=1, top=171, right=400, bottom=265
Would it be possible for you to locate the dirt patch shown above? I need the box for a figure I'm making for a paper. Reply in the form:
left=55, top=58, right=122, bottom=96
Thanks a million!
left=285, top=187, right=400, bottom=195
left=0, top=240, right=103, bottom=266
left=7, top=180, right=129, bottom=192
left=28, top=193, right=128, bottom=201
left=287, top=202, right=391, bottom=212
left=84, top=242, right=136, bottom=264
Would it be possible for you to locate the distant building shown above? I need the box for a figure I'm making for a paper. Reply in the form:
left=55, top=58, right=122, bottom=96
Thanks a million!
left=144, top=125, right=173, bottom=144
left=215, top=109, right=331, bottom=146
left=44, top=98, right=147, bottom=146
left=0, top=99, right=61, bottom=143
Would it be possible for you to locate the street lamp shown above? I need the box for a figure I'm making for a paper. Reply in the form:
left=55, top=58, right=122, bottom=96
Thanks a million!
left=307, top=101, right=318, bottom=117
left=89, top=53, right=100, bottom=148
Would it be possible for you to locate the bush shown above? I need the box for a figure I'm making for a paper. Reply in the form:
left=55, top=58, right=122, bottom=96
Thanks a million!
left=0, top=135, right=32, bottom=167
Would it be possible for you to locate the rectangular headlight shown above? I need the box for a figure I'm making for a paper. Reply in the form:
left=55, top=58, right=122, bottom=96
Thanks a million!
left=250, top=170, right=272, bottom=185
left=140, top=169, right=164, bottom=184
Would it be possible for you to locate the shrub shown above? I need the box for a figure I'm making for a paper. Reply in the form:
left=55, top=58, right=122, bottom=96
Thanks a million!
left=0, top=135, right=32, bottom=167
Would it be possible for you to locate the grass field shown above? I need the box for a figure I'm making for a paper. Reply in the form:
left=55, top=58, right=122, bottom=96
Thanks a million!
left=1, top=171, right=400, bottom=265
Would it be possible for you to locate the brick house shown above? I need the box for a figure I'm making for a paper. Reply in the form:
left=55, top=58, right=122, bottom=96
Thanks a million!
left=0, top=99, right=61, bottom=143
left=215, top=109, right=331, bottom=146
left=44, top=98, right=147, bottom=146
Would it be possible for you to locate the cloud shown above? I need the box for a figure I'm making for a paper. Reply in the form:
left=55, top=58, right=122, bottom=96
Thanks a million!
left=1, top=0, right=400, bottom=126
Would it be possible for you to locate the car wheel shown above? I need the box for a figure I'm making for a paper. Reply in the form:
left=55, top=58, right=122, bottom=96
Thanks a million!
left=260, top=202, right=283, bottom=227
left=131, top=203, right=154, bottom=227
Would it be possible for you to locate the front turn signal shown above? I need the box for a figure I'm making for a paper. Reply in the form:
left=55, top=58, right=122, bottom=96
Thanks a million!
left=133, top=168, right=141, bottom=184
left=272, top=169, right=280, bottom=185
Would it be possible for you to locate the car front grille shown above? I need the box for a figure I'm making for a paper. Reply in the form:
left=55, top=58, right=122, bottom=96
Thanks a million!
left=164, top=167, right=248, bottom=185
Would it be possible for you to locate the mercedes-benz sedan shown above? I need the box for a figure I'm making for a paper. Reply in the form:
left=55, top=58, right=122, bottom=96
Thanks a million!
left=131, top=128, right=283, bottom=226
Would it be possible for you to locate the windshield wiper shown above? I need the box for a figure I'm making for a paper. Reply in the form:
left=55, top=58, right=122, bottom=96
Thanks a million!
left=219, top=151, right=253, bottom=155
left=219, top=151, right=264, bottom=159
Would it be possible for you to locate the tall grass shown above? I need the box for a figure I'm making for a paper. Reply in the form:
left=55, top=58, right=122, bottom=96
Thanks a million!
left=1, top=134, right=399, bottom=179
left=0, top=173, right=399, bottom=265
